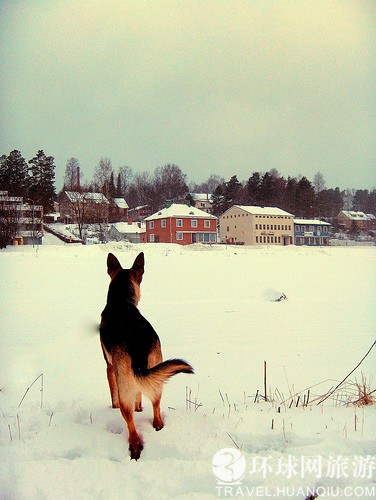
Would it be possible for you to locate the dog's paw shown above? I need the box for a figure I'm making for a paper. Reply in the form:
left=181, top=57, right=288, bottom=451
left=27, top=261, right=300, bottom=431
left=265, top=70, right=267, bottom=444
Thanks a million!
left=153, top=418, right=164, bottom=431
left=129, top=439, right=144, bottom=460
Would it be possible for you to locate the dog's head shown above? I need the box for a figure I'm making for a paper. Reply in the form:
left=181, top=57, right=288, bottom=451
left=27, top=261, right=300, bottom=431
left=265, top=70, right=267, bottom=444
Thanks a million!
left=106, top=252, right=144, bottom=305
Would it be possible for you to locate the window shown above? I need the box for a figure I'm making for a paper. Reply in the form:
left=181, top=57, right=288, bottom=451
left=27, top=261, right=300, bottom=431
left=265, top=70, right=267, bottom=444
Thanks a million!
left=204, top=220, right=210, bottom=228
left=197, top=233, right=216, bottom=243
left=150, top=234, right=155, bottom=242
left=323, top=226, right=328, bottom=233
left=191, top=219, right=197, bottom=228
left=176, top=219, right=183, bottom=227
left=309, top=226, right=314, bottom=232
left=176, top=232, right=183, bottom=240
left=256, top=236, right=258, bottom=243
left=295, top=225, right=300, bottom=232
left=149, top=221, right=154, bottom=229
left=301, top=226, right=306, bottom=233
left=227, top=226, right=229, bottom=232
left=161, top=219, right=166, bottom=228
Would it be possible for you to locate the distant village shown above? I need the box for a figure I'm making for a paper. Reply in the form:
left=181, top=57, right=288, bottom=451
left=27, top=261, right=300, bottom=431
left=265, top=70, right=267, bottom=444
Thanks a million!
left=1, top=189, right=375, bottom=248
left=0, top=152, right=375, bottom=248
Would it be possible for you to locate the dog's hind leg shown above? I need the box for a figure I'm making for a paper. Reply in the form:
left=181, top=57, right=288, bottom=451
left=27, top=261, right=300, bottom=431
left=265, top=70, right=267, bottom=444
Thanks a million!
left=119, top=400, right=143, bottom=460
left=101, top=343, right=120, bottom=408
left=148, top=342, right=164, bottom=431
left=135, top=392, right=143, bottom=412
left=152, top=393, right=164, bottom=431
left=107, top=364, right=120, bottom=408
left=114, top=351, right=143, bottom=459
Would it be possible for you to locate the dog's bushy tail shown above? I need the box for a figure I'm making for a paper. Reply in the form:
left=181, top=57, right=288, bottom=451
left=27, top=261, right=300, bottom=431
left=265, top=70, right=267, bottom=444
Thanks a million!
left=135, top=359, right=193, bottom=401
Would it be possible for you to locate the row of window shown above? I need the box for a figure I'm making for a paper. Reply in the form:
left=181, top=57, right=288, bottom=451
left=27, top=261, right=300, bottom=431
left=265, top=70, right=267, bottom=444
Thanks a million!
left=295, top=236, right=329, bottom=245
left=149, top=232, right=216, bottom=242
left=295, top=225, right=328, bottom=233
left=222, top=214, right=291, bottom=220
left=255, top=224, right=291, bottom=231
left=149, top=219, right=211, bottom=229
left=255, top=236, right=293, bottom=244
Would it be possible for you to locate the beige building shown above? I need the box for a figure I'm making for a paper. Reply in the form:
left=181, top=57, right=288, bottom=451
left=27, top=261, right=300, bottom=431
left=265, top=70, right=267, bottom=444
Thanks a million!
left=220, top=205, right=294, bottom=245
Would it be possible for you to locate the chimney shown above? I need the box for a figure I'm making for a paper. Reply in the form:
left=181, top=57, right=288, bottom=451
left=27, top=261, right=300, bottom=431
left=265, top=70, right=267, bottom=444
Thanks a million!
left=128, top=216, right=133, bottom=225
left=165, top=200, right=172, bottom=208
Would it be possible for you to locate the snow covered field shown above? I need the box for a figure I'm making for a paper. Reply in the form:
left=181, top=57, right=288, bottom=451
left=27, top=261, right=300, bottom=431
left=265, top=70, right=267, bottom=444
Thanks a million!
left=1, top=242, right=375, bottom=499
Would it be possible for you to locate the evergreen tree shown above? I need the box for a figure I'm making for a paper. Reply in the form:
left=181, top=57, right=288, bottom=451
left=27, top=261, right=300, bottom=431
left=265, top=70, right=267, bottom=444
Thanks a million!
left=28, top=150, right=56, bottom=213
left=259, top=172, right=276, bottom=206
left=282, top=177, right=297, bottom=214
left=116, top=173, right=122, bottom=198
left=352, top=189, right=369, bottom=212
left=211, top=183, right=226, bottom=216
left=295, top=177, right=315, bottom=217
left=317, top=188, right=343, bottom=218
left=246, top=172, right=262, bottom=205
left=109, top=171, right=117, bottom=199
left=224, top=175, right=242, bottom=203
left=0, top=150, right=30, bottom=197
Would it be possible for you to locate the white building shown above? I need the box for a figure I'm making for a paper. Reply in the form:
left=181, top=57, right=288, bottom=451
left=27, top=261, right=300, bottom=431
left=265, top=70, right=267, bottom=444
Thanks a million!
left=220, top=205, right=294, bottom=245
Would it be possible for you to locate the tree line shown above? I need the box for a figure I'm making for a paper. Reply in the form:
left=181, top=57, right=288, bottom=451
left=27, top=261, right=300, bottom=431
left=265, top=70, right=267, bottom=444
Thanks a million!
left=1, top=150, right=375, bottom=221
left=65, top=157, right=375, bottom=220
left=0, top=150, right=56, bottom=213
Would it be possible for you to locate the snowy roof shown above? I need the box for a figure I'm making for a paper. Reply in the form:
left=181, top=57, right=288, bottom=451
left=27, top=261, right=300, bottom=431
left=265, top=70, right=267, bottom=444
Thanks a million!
left=110, top=222, right=145, bottom=234
left=65, top=191, right=109, bottom=204
left=112, top=198, right=129, bottom=209
left=294, top=219, right=330, bottom=226
left=339, top=211, right=370, bottom=221
left=145, top=203, right=218, bottom=221
left=225, top=205, right=293, bottom=217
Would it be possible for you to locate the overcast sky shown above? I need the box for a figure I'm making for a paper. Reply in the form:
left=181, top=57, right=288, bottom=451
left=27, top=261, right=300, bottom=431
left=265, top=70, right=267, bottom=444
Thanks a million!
left=1, top=0, right=375, bottom=191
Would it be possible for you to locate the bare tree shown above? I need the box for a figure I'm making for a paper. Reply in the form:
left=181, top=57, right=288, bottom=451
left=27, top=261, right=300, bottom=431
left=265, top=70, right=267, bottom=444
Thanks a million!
left=128, top=171, right=154, bottom=208
left=153, top=164, right=188, bottom=208
left=313, top=171, right=326, bottom=194
left=94, top=158, right=113, bottom=198
left=64, top=158, right=82, bottom=191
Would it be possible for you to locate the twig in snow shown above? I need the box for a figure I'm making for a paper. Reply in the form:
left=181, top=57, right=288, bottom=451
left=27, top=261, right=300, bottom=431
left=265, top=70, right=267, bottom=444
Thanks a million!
left=316, top=340, right=375, bottom=405
left=17, top=415, right=20, bottom=440
left=18, top=373, right=44, bottom=408
left=48, top=412, right=54, bottom=427
left=226, top=432, right=240, bottom=449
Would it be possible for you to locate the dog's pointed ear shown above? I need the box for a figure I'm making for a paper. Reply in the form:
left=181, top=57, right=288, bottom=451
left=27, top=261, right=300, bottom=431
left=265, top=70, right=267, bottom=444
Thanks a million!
left=107, top=253, right=122, bottom=279
left=132, top=252, right=144, bottom=283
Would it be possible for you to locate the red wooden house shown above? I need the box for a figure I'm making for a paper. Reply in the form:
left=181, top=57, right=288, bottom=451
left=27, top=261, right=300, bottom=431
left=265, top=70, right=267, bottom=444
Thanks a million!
left=145, top=203, right=218, bottom=244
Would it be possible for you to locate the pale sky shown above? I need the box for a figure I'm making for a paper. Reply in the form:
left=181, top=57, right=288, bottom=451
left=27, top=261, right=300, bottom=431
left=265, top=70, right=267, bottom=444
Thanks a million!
left=1, top=0, right=375, bottom=191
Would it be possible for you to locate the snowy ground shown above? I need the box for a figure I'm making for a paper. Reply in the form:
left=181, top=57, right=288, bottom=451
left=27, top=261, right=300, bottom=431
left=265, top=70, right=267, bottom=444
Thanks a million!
left=0, top=243, right=375, bottom=499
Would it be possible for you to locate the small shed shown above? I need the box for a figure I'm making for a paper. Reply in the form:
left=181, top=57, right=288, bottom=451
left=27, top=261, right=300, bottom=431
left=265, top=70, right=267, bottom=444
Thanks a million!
left=108, top=221, right=146, bottom=243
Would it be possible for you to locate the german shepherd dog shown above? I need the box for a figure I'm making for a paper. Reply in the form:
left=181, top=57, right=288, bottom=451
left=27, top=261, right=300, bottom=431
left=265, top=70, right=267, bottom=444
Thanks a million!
left=100, top=252, right=193, bottom=460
